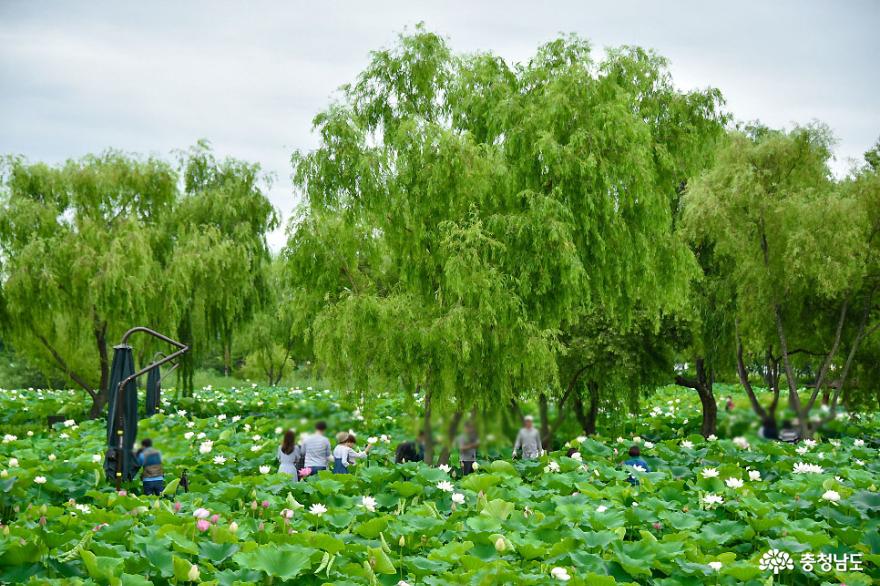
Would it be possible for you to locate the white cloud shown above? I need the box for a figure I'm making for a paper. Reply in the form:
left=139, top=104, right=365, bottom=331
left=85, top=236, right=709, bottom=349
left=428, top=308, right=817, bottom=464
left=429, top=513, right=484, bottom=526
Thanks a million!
left=1, top=0, right=877, bottom=251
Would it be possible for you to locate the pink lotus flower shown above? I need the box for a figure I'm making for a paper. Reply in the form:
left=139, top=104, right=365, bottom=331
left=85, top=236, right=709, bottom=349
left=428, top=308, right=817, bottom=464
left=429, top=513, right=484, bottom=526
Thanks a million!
left=173, top=502, right=182, bottom=512
left=196, top=519, right=211, bottom=532
left=299, top=467, right=312, bottom=478
left=261, top=500, right=270, bottom=508
left=117, top=490, right=127, bottom=496
left=210, top=514, right=220, bottom=524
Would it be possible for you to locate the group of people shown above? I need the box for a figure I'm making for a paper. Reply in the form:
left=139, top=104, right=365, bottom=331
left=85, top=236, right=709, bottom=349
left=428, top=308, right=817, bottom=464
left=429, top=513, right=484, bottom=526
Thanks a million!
left=277, top=420, right=373, bottom=480
left=131, top=414, right=634, bottom=495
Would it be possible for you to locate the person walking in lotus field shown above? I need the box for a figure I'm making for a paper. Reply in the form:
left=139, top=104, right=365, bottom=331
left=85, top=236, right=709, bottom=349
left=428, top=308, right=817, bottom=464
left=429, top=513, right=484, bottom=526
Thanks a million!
left=623, top=445, right=651, bottom=485
left=277, top=429, right=303, bottom=482
left=333, top=433, right=370, bottom=474
left=302, top=420, right=332, bottom=477
left=136, top=438, right=164, bottom=496
left=513, top=415, right=542, bottom=459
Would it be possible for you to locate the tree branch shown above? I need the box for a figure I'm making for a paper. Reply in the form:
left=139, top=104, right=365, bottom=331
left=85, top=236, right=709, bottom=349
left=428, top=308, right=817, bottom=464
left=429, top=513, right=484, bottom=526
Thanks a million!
left=32, top=330, right=96, bottom=399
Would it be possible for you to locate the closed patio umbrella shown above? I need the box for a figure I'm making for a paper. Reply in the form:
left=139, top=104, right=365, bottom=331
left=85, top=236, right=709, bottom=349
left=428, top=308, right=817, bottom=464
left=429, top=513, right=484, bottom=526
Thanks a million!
left=145, top=365, right=160, bottom=417
left=105, top=344, right=139, bottom=482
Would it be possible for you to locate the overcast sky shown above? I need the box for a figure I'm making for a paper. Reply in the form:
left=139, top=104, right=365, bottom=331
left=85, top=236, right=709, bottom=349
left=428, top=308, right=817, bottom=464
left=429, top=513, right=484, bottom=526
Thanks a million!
left=1, top=1, right=878, bottom=250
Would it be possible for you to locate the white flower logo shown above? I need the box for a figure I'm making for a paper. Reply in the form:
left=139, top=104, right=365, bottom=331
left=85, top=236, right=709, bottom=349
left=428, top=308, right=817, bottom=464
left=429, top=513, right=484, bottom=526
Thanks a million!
left=759, top=549, right=794, bottom=574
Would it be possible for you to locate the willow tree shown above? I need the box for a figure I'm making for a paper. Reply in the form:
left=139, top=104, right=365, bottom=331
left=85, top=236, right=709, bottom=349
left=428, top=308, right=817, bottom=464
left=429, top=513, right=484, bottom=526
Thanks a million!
left=0, top=153, right=176, bottom=416
left=683, top=125, right=878, bottom=437
left=168, top=142, right=278, bottom=388
left=287, top=28, right=725, bottom=457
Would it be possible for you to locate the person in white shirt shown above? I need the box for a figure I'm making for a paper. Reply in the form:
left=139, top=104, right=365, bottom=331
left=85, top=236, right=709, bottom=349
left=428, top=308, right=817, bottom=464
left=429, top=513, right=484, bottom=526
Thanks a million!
left=333, top=433, right=370, bottom=474
left=513, top=415, right=543, bottom=459
left=302, top=421, right=332, bottom=476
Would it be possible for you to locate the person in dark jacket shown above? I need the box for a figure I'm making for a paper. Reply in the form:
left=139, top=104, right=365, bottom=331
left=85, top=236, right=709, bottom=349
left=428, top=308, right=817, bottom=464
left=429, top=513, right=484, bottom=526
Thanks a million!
left=623, top=445, right=651, bottom=485
left=136, top=438, right=164, bottom=496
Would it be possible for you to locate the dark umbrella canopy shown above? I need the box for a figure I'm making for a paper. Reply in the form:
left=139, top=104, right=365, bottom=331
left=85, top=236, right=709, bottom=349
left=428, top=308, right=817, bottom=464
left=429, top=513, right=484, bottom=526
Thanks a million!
left=145, top=365, right=160, bottom=417
left=105, top=345, right=139, bottom=482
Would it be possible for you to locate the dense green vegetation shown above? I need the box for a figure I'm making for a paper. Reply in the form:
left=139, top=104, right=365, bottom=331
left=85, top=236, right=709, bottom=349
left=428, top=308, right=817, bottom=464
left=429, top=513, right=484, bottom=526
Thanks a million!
left=0, top=26, right=878, bottom=586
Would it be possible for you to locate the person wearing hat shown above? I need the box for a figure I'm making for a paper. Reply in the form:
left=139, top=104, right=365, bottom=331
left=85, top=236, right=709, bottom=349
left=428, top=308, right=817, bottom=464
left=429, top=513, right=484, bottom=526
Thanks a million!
left=332, top=432, right=371, bottom=474
left=513, top=415, right=542, bottom=460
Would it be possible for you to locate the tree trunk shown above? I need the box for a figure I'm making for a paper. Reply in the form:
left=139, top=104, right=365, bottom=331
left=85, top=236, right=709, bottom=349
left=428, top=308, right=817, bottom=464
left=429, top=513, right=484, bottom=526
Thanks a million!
left=91, top=319, right=110, bottom=419
left=538, top=394, right=550, bottom=450
left=676, top=358, right=716, bottom=438
left=436, top=411, right=464, bottom=466
left=422, top=389, right=434, bottom=465
left=572, top=381, right=600, bottom=435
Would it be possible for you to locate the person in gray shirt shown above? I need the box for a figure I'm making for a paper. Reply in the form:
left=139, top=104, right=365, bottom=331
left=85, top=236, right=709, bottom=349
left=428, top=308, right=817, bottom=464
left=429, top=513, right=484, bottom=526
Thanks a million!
left=302, top=420, right=332, bottom=476
left=513, top=415, right=542, bottom=459
left=457, top=420, right=480, bottom=475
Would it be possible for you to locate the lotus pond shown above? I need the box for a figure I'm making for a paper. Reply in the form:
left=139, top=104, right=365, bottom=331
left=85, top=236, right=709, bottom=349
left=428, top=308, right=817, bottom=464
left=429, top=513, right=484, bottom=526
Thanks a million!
left=0, top=385, right=877, bottom=585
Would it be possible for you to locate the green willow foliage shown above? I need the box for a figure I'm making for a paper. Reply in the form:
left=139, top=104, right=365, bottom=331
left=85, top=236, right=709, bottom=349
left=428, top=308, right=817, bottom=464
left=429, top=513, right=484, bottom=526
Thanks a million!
left=682, top=126, right=880, bottom=430
left=0, top=144, right=277, bottom=412
left=287, top=28, right=726, bottom=413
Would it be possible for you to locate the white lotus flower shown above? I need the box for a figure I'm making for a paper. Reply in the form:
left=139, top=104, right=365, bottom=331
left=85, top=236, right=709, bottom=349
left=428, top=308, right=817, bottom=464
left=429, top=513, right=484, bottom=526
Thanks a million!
left=367, top=436, right=378, bottom=445
left=701, top=467, right=719, bottom=478
left=796, top=446, right=809, bottom=455
left=217, top=414, right=227, bottom=421
left=702, top=493, right=724, bottom=506
left=821, top=489, right=841, bottom=503
left=199, top=440, right=213, bottom=455
left=193, top=508, right=210, bottom=519
left=8, top=458, right=18, bottom=467
left=63, top=419, right=76, bottom=427
left=75, top=503, right=91, bottom=514
left=213, top=455, right=227, bottom=465
left=436, top=480, right=454, bottom=492
left=472, top=462, right=479, bottom=470
left=643, top=441, right=654, bottom=449
left=793, top=462, right=824, bottom=474
left=184, top=432, right=194, bottom=440
left=451, top=493, right=465, bottom=505
left=309, top=503, right=327, bottom=516
left=259, top=465, right=271, bottom=474
left=829, top=439, right=840, bottom=447
left=274, top=427, right=283, bottom=435
left=595, top=505, right=608, bottom=513
left=361, top=496, right=377, bottom=512
left=681, top=440, right=694, bottom=449
left=748, top=470, right=762, bottom=481
left=854, top=439, right=865, bottom=447
left=733, top=437, right=750, bottom=450
left=3, top=434, right=17, bottom=443
left=544, top=461, right=561, bottom=473
left=724, top=477, right=744, bottom=489
left=187, top=564, right=200, bottom=582
left=708, top=561, right=722, bottom=571
left=438, top=464, right=451, bottom=473
left=707, top=434, right=717, bottom=442
left=398, top=581, right=412, bottom=586
left=48, top=454, right=56, bottom=461
left=232, top=415, right=241, bottom=423
left=550, top=567, right=571, bottom=581
left=34, top=476, right=47, bottom=484
left=803, top=439, right=817, bottom=448
left=570, top=452, right=583, bottom=461
left=250, top=445, right=262, bottom=452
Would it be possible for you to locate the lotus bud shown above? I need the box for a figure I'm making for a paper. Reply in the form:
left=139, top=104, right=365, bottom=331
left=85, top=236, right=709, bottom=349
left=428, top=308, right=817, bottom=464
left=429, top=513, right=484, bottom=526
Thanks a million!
left=39, top=516, right=47, bottom=526
left=187, top=564, right=200, bottom=582
left=173, top=502, right=182, bottom=513
left=399, top=536, right=406, bottom=548
left=229, top=521, right=239, bottom=533
left=250, top=500, right=258, bottom=510
left=210, top=514, right=220, bottom=524
left=494, top=537, right=506, bottom=553
left=261, top=500, right=270, bottom=508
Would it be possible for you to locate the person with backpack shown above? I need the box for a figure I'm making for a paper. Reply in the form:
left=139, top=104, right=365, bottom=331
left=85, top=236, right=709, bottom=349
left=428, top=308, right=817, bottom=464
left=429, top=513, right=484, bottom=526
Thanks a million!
left=394, top=431, right=426, bottom=464
left=135, top=438, right=164, bottom=496
left=277, top=430, right=303, bottom=482
left=302, top=420, right=332, bottom=477
left=332, top=433, right=370, bottom=474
